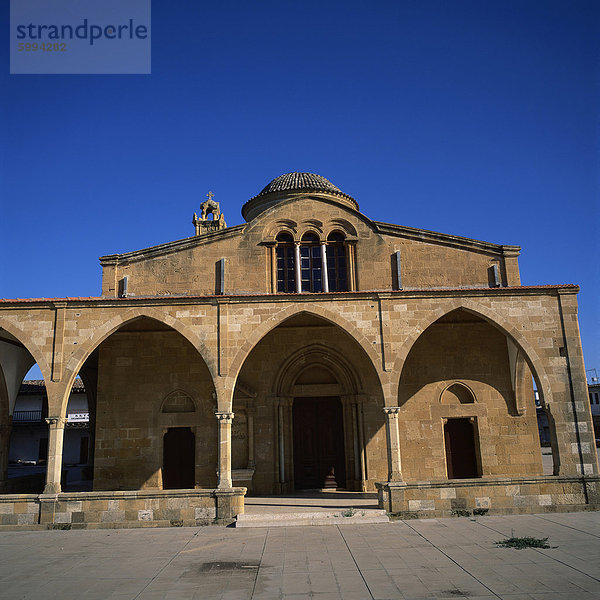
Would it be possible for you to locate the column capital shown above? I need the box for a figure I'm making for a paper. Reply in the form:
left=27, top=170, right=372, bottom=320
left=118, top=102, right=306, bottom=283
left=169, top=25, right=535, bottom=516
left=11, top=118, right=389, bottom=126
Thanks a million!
left=215, top=411, right=234, bottom=424
left=383, top=406, right=400, bottom=416
left=45, top=416, right=66, bottom=428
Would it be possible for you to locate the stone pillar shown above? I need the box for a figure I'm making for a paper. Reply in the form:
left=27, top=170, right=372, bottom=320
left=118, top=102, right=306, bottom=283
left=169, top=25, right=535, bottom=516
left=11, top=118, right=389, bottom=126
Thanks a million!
left=383, top=407, right=402, bottom=481
left=274, top=397, right=292, bottom=493
left=556, top=290, right=600, bottom=477
left=44, top=416, right=66, bottom=494
left=268, top=244, right=277, bottom=293
left=0, top=417, right=12, bottom=492
left=346, top=241, right=357, bottom=291
left=246, top=407, right=255, bottom=469
left=341, top=396, right=363, bottom=490
left=294, top=243, right=302, bottom=293
left=216, top=412, right=234, bottom=489
left=321, top=243, right=329, bottom=292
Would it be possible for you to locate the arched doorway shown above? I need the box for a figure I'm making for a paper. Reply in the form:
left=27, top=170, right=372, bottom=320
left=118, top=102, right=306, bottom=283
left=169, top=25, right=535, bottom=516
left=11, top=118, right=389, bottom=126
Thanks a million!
left=234, top=312, right=385, bottom=494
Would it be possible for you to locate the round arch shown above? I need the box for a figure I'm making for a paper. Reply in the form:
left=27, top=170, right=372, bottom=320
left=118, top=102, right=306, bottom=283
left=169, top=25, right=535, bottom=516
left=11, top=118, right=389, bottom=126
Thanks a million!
left=439, top=381, right=477, bottom=404
left=60, top=307, right=218, bottom=417
left=390, top=299, right=553, bottom=408
left=226, top=305, right=386, bottom=409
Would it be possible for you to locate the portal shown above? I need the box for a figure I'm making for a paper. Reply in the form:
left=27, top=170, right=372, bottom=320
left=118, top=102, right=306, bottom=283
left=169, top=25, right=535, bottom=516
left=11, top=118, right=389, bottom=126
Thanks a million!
left=293, top=397, right=346, bottom=489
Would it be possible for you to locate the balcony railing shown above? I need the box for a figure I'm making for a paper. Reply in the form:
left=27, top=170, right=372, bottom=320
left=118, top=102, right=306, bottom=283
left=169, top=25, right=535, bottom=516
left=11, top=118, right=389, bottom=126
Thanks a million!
left=13, top=410, right=43, bottom=422
left=12, top=411, right=89, bottom=423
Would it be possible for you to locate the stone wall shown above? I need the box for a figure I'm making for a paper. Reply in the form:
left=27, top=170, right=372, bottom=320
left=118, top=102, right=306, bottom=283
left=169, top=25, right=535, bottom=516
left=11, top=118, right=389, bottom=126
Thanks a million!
left=0, top=488, right=245, bottom=529
left=377, top=476, right=600, bottom=517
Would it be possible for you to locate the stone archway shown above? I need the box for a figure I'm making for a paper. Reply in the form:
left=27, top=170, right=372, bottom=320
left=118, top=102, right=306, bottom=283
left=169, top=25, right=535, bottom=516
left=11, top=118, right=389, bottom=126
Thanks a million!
left=71, top=316, right=218, bottom=492
left=396, top=308, right=544, bottom=482
left=233, top=313, right=386, bottom=494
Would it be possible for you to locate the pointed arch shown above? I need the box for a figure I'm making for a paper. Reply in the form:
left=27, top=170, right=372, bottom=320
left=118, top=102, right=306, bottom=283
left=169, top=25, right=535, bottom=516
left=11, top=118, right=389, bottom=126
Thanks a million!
left=60, top=308, right=217, bottom=417
left=226, top=305, right=386, bottom=407
left=160, top=389, right=197, bottom=413
left=273, top=343, right=361, bottom=396
left=391, top=299, right=553, bottom=409
left=0, top=318, right=51, bottom=384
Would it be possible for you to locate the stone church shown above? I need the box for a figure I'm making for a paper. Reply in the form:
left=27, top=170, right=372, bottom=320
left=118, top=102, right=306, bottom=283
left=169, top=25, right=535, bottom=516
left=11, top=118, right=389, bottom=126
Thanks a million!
left=0, top=172, right=598, bottom=528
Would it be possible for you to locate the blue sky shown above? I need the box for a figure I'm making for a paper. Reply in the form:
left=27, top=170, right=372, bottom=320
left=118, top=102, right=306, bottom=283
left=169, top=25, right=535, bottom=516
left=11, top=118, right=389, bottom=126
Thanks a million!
left=1, top=0, right=599, bottom=376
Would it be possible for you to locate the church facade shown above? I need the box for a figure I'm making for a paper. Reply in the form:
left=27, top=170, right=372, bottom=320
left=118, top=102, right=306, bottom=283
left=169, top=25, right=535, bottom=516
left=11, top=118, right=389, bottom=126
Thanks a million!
left=0, top=172, right=598, bottom=528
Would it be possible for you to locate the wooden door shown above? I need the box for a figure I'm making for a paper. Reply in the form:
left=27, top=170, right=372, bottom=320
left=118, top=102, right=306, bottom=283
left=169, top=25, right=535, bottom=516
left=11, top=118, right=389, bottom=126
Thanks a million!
left=444, top=418, right=479, bottom=479
left=163, top=427, right=195, bottom=489
left=293, top=397, right=346, bottom=489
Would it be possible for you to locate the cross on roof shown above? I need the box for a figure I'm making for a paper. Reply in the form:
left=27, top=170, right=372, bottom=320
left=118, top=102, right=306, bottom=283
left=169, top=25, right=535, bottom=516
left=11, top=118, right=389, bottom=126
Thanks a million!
left=206, top=191, right=215, bottom=202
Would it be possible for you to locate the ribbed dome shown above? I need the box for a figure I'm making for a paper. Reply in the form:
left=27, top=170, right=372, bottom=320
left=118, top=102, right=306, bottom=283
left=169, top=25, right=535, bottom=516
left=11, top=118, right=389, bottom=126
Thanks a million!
left=242, top=172, right=358, bottom=221
left=257, top=172, right=345, bottom=197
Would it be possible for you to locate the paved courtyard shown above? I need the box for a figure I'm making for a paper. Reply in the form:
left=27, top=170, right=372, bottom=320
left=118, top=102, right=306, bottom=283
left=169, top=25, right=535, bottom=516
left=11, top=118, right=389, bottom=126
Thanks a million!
left=0, top=511, right=599, bottom=599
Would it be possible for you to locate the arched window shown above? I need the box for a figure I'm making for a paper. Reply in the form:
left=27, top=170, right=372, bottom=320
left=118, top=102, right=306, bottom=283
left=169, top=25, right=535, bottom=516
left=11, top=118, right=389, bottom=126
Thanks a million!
left=326, top=231, right=348, bottom=292
left=300, top=232, right=323, bottom=292
left=276, top=232, right=295, bottom=293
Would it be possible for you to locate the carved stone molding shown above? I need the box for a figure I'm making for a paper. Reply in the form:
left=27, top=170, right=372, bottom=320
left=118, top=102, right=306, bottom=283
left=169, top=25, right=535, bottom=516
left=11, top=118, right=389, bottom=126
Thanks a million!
left=45, top=417, right=66, bottom=428
left=383, top=406, right=400, bottom=416
left=215, top=412, right=234, bottom=424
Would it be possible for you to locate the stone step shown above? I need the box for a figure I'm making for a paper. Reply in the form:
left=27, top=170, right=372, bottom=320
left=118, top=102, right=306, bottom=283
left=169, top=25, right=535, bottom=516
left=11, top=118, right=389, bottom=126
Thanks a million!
left=235, top=509, right=389, bottom=528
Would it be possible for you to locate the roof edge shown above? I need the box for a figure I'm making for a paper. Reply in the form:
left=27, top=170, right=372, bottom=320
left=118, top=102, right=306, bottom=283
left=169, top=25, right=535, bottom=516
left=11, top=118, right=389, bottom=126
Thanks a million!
left=100, top=224, right=246, bottom=265
left=0, top=285, right=580, bottom=305
left=373, top=220, right=520, bottom=255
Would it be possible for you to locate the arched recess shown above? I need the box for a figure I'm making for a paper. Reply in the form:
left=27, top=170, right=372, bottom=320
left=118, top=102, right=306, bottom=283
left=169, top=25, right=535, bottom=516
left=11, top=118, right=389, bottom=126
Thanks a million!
left=226, top=305, right=387, bottom=409
left=440, top=382, right=476, bottom=405
left=396, top=306, right=547, bottom=481
left=68, top=315, right=217, bottom=492
left=273, top=344, right=360, bottom=397
left=391, top=300, right=553, bottom=410
left=232, top=311, right=387, bottom=494
left=60, top=307, right=218, bottom=418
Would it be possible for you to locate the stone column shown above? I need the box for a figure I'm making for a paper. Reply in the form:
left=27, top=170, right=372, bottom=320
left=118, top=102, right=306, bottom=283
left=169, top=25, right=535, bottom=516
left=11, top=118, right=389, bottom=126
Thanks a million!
left=346, top=241, right=357, bottom=291
left=383, top=407, right=402, bottom=481
left=278, top=401, right=286, bottom=485
left=246, top=407, right=255, bottom=469
left=216, top=412, right=234, bottom=489
left=556, top=290, right=600, bottom=477
left=0, top=417, right=12, bottom=492
left=321, top=243, right=329, bottom=292
left=44, top=416, right=66, bottom=494
left=294, top=243, right=302, bottom=293
left=268, top=244, right=277, bottom=293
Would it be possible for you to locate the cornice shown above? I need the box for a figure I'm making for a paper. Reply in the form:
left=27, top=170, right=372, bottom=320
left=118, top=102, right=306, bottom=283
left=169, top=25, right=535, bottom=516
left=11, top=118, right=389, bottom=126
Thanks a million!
left=0, top=284, right=579, bottom=309
left=99, top=224, right=246, bottom=266
left=373, top=221, right=520, bottom=255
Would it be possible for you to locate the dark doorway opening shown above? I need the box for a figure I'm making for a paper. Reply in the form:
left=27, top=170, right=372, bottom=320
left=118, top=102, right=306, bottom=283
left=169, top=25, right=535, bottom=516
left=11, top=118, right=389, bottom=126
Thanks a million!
left=293, top=397, right=346, bottom=489
left=163, top=427, right=195, bottom=490
left=444, top=418, right=480, bottom=479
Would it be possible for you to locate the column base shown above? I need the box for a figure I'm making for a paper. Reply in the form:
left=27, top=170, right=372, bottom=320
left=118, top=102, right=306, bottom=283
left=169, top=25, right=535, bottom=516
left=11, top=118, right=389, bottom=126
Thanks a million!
left=43, top=483, right=61, bottom=494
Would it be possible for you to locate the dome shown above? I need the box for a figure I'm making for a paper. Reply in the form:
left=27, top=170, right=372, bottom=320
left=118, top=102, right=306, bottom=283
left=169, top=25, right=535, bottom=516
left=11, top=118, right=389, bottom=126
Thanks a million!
left=242, top=172, right=359, bottom=221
